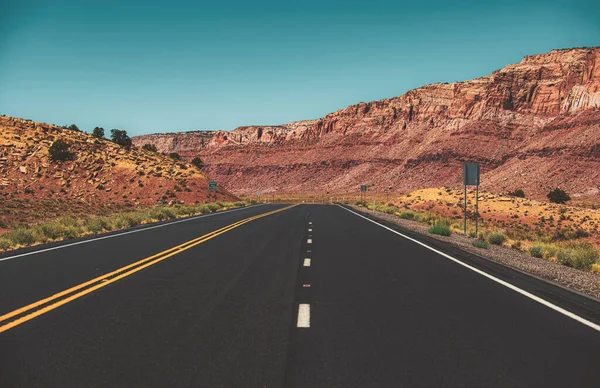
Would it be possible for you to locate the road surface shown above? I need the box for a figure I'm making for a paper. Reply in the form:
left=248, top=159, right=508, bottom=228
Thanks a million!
left=1, top=204, right=600, bottom=387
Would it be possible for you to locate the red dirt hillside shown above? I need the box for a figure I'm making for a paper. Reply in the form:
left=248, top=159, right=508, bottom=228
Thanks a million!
left=133, top=47, right=600, bottom=200
left=0, top=116, right=237, bottom=228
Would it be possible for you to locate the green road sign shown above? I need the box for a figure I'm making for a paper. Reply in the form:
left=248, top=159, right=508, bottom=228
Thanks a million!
left=208, top=181, right=217, bottom=191
left=463, top=163, right=480, bottom=186
left=360, top=185, right=367, bottom=192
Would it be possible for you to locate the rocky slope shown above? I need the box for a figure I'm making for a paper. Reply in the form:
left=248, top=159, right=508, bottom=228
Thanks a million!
left=0, top=116, right=236, bottom=228
left=133, top=47, right=600, bottom=200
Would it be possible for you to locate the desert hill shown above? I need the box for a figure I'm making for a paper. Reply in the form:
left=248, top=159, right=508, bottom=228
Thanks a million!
left=0, top=116, right=236, bottom=228
left=136, top=47, right=600, bottom=200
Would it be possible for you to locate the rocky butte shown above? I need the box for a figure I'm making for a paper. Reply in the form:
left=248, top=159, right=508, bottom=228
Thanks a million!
left=133, top=47, right=600, bottom=200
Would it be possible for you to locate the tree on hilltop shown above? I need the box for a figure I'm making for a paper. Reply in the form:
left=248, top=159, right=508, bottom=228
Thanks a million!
left=110, top=129, right=132, bottom=148
left=92, top=127, right=105, bottom=138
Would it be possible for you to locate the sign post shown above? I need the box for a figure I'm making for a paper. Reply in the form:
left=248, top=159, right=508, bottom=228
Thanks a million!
left=360, top=185, right=367, bottom=202
left=256, top=190, right=260, bottom=202
left=208, top=181, right=217, bottom=201
left=463, top=163, right=480, bottom=236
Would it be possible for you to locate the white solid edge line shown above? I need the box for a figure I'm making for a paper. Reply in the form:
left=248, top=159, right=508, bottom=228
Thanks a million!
left=303, top=258, right=311, bottom=267
left=297, top=304, right=310, bottom=328
left=338, top=205, right=600, bottom=333
left=307, top=239, right=312, bottom=244
left=0, top=204, right=264, bottom=263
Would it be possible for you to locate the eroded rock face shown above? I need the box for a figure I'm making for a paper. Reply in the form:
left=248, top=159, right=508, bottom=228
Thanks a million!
left=132, top=47, right=600, bottom=200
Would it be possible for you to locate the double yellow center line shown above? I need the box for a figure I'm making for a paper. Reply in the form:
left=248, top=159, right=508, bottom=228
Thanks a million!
left=0, top=205, right=295, bottom=334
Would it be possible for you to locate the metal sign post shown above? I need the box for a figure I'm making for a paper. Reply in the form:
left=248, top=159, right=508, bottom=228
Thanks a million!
left=463, top=163, right=480, bottom=236
left=360, top=185, right=367, bottom=202
left=208, top=181, right=217, bottom=201
left=256, top=190, right=260, bottom=202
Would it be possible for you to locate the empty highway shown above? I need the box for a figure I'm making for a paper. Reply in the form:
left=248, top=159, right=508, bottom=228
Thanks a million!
left=1, top=204, right=600, bottom=387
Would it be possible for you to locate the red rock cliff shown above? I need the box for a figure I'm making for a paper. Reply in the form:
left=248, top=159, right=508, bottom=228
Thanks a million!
left=133, top=47, right=600, bottom=199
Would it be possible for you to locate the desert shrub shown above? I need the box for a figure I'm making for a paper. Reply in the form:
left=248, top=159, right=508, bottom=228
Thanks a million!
left=49, top=139, right=75, bottom=161
left=355, top=200, right=367, bottom=207
left=508, top=189, right=526, bottom=198
left=85, top=217, right=109, bottom=233
left=234, top=201, right=245, bottom=207
left=378, top=205, right=398, bottom=214
left=487, top=232, right=506, bottom=246
left=207, top=204, right=219, bottom=212
left=0, top=238, right=12, bottom=251
left=173, top=205, right=196, bottom=217
left=556, top=242, right=599, bottom=270
left=159, top=207, right=176, bottom=220
left=92, top=127, right=105, bottom=138
left=529, top=245, right=544, bottom=258
left=62, top=226, right=80, bottom=240
left=547, top=188, right=570, bottom=204
left=59, top=216, right=80, bottom=228
left=398, top=210, right=415, bottom=220
left=143, top=143, right=157, bottom=152
left=472, top=239, right=490, bottom=249
left=169, top=152, right=181, bottom=161
left=5, top=228, right=36, bottom=246
left=511, top=241, right=522, bottom=250
left=197, top=205, right=211, bottom=214
left=591, top=264, right=600, bottom=274
left=215, top=201, right=225, bottom=208
left=191, top=157, right=204, bottom=169
left=148, top=208, right=169, bottom=221
left=428, top=223, right=451, bottom=236
left=39, top=221, right=64, bottom=240
left=111, top=129, right=132, bottom=148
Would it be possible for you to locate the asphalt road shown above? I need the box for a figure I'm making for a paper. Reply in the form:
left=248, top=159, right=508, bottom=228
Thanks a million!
left=1, top=204, right=600, bottom=387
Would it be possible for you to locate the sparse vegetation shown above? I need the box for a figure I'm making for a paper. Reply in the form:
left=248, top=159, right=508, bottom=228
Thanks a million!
left=143, top=143, right=158, bottom=152
left=487, top=231, right=506, bottom=246
left=547, top=188, right=571, bottom=204
left=0, top=201, right=250, bottom=252
left=428, top=223, right=451, bottom=236
left=110, top=129, right=132, bottom=148
left=472, top=239, right=490, bottom=249
left=508, top=189, right=525, bottom=198
left=191, top=157, right=204, bottom=169
left=169, top=152, right=181, bottom=161
left=67, top=124, right=80, bottom=132
left=48, top=139, right=75, bottom=161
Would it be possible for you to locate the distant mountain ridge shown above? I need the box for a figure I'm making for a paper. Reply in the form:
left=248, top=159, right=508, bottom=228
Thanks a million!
left=132, top=47, right=600, bottom=200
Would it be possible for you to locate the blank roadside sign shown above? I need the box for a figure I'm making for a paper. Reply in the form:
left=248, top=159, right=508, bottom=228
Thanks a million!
left=360, top=185, right=367, bottom=192
left=463, top=163, right=480, bottom=186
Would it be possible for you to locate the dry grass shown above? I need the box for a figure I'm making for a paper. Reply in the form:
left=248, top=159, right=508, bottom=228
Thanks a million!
left=0, top=201, right=249, bottom=252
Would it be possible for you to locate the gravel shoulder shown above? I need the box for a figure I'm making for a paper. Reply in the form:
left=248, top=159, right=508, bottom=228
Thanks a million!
left=349, top=205, right=600, bottom=301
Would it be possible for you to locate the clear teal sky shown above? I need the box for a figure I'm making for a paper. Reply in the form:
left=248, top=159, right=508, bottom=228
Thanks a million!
left=1, top=0, right=598, bottom=136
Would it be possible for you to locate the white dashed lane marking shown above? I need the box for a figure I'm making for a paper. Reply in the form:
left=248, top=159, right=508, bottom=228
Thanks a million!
left=297, top=304, right=310, bottom=328
left=303, top=258, right=311, bottom=267
left=307, top=239, right=312, bottom=244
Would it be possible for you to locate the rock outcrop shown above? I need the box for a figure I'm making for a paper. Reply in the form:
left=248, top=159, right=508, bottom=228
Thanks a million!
left=133, top=47, right=600, bottom=200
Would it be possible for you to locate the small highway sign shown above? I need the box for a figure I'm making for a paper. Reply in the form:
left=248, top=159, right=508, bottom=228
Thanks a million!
left=463, top=163, right=480, bottom=186
left=360, top=185, right=367, bottom=192
left=208, top=181, right=217, bottom=191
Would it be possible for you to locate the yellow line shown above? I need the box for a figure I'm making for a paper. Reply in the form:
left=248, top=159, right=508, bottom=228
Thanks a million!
left=0, top=205, right=295, bottom=333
